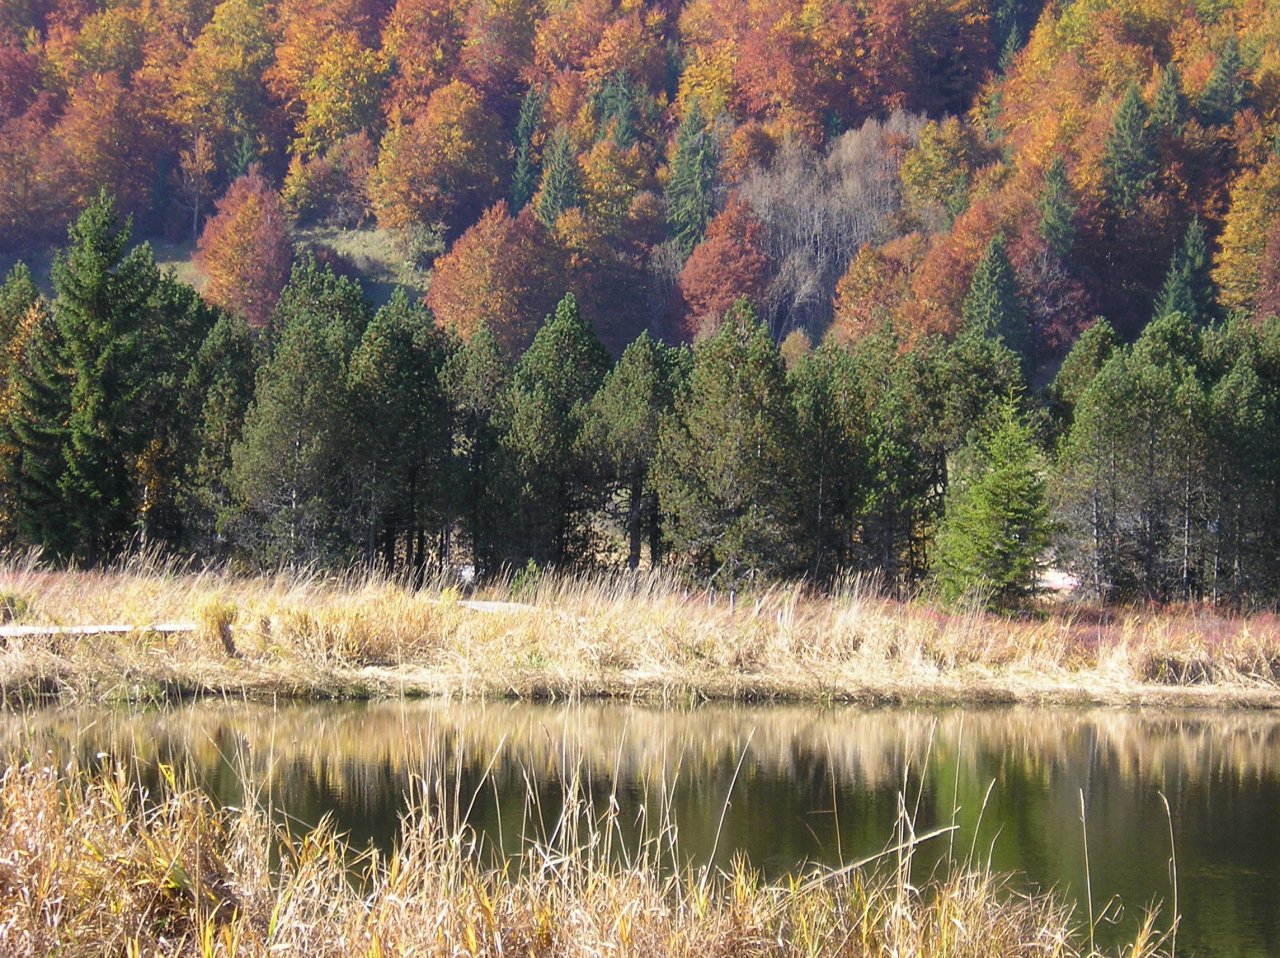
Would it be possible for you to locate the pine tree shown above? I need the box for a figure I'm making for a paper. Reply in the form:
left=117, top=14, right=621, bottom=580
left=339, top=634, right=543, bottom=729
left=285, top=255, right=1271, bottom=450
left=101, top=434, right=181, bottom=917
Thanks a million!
left=1047, top=318, right=1117, bottom=430
left=441, top=324, right=510, bottom=577
left=1153, top=217, right=1215, bottom=325
left=962, top=234, right=1029, bottom=361
left=591, top=72, right=638, bottom=149
left=0, top=262, right=38, bottom=365
left=231, top=259, right=370, bottom=565
left=500, top=293, right=611, bottom=565
left=933, top=398, right=1050, bottom=609
left=347, top=290, right=453, bottom=574
left=534, top=128, right=582, bottom=228
left=1150, top=63, right=1188, bottom=136
left=511, top=86, right=546, bottom=211
left=652, top=300, right=801, bottom=588
left=52, top=191, right=162, bottom=563
left=1198, top=38, right=1245, bottom=127
left=665, top=98, right=718, bottom=257
left=1103, top=83, right=1155, bottom=212
left=579, top=332, right=686, bottom=569
left=1038, top=157, right=1077, bottom=260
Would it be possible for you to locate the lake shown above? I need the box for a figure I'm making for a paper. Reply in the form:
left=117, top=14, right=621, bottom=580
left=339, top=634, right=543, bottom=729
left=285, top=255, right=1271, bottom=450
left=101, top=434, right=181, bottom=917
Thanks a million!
left=4, top=700, right=1278, bottom=956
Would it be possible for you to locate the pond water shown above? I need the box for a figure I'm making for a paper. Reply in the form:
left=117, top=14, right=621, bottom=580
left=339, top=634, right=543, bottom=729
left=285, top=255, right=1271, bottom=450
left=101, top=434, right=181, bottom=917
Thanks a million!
left=4, top=700, right=1279, bottom=956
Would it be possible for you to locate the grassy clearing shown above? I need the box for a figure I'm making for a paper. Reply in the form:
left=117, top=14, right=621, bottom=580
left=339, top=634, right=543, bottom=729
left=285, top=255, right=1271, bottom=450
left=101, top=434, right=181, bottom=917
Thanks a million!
left=0, top=757, right=1168, bottom=958
left=2, top=553, right=1280, bottom=707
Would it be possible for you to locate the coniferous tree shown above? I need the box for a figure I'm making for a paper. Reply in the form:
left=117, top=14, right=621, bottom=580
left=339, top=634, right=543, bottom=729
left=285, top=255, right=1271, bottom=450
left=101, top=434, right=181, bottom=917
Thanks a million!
left=347, top=290, right=453, bottom=575
left=1153, top=217, right=1215, bottom=325
left=1047, top=318, right=1117, bottom=432
left=934, top=398, right=1050, bottom=609
left=0, top=300, right=72, bottom=554
left=1198, top=38, right=1245, bottom=126
left=179, top=311, right=257, bottom=554
left=652, top=300, right=801, bottom=588
left=1150, top=63, right=1188, bottom=136
left=1103, top=83, right=1155, bottom=212
left=1038, top=157, right=1076, bottom=260
left=231, top=259, right=370, bottom=565
left=52, top=191, right=163, bottom=563
left=534, top=128, right=582, bottom=228
left=511, top=86, right=546, bottom=211
left=441, top=324, right=510, bottom=577
left=0, top=262, right=38, bottom=364
left=961, top=234, right=1029, bottom=361
left=665, top=98, right=717, bottom=257
left=500, top=293, right=610, bottom=566
left=579, top=332, right=686, bottom=569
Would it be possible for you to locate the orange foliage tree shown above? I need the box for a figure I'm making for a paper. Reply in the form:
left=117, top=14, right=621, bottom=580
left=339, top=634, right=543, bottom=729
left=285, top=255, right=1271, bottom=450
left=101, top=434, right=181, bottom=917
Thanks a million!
left=196, top=167, right=293, bottom=329
left=676, top=195, right=770, bottom=340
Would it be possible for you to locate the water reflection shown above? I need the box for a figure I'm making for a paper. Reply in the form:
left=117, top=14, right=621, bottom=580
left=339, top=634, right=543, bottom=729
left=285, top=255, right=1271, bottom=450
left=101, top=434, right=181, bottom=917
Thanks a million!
left=4, top=701, right=1279, bottom=956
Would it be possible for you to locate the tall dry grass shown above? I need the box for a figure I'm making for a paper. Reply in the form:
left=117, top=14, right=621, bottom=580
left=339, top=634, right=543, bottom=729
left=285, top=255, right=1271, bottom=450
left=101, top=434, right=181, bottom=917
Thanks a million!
left=0, top=757, right=1170, bottom=958
left=2, top=551, right=1280, bottom=706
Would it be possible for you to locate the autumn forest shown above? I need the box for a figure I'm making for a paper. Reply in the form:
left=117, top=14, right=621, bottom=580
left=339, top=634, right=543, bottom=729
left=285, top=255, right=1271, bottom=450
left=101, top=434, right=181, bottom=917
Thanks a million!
left=4, top=0, right=1280, bottom=606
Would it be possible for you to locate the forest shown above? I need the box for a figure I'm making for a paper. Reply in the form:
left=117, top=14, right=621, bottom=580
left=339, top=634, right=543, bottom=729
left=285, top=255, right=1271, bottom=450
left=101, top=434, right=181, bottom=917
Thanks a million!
left=3, top=0, right=1280, bottom=606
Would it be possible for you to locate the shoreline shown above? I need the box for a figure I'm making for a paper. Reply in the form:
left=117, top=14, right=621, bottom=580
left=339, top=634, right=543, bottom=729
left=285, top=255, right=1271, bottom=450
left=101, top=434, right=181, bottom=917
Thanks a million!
left=4, top=563, right=1280, bottom=710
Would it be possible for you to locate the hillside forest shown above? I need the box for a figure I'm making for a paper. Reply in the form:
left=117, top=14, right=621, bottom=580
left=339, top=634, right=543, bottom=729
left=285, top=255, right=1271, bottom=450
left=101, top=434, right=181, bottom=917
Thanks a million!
left=4, top=0, right=1280, bottom=606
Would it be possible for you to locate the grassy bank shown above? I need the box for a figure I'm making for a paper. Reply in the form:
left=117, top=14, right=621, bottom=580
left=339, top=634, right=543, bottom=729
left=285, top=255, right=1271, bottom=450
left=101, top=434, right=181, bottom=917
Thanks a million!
left=0, top=759, right=1167, bottom=957
left=2, top=555, right=1280, bottom=707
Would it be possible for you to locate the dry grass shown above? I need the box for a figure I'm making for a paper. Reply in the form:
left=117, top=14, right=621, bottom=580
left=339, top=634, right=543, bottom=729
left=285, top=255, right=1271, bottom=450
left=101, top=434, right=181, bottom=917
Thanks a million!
left=2, top=552, right=1280, bottom=707
left=0, top=757, right=1169, bottom=958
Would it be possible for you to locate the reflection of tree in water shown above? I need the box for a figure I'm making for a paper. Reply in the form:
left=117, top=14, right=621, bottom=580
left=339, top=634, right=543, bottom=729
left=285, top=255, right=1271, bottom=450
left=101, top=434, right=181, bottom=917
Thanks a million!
left=4, top=702, right=1280, bottom=955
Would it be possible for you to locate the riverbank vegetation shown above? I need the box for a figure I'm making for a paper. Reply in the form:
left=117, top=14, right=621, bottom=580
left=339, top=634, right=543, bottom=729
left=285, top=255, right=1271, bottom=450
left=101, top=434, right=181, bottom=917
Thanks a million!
left=0, top=758, right=1169, bottom=957
left=3, top=559, right=1280, bottom=707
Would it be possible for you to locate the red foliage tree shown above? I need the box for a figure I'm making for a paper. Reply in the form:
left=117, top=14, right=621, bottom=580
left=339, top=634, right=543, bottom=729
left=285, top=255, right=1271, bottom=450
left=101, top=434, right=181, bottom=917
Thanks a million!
left=196, top=167, right=293, bottom=330
left=676, top=195, right=770, bottom=340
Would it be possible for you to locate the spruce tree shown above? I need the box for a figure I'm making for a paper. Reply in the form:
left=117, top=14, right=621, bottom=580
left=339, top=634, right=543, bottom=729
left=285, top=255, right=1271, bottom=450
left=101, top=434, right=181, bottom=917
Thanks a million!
left=591, top=72, right=638, bottom=149
left=0, top=262, right=38, bottom=365
left=500, top=293, right=611, bottom=566
left=52, top=191, right=162, bottom=563
left=579, top=332, right=686, bottom=568
left=1038, top=157, right=1077, bottom=260
left=1150, top=63, right=1188, bottom=136
left=0, top=300, right=73, bottom=554
left=665, top=98, right=718, bottom=256
left=933, top=398, right=1050, bottom=609
left=962, top=234, right=1029, bottom=361
left=1103, top=83, right=1155, bottom=211
left=652, top=300, right=801, bottom=588
left=511, top=86, right=546, bottom=211
left=1153, top=217, right=1215, bottom=325
left=534, top=128, right=582, bottom=228
left=1198, top=38, right=1245, bottom=126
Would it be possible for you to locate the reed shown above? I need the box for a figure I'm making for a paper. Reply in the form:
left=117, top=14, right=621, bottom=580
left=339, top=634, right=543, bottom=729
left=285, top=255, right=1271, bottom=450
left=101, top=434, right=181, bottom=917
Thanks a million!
left=3, top=552, right=1280, bottom=707
left=0, top=757, right=1170, bottom=958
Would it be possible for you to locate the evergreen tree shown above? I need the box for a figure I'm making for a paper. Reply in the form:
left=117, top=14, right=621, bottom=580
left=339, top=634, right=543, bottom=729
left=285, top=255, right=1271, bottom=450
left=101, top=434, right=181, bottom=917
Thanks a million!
left=591, top=72, right=638, bottom=149
left=1150, top=63, right=1188, bottom=136
left=534, top=128, right=582, bottom=228
left=441, top=325, right=510, bottom=577
left=934, top=398, right=1050, bottom=609
left=1103, top=83, right=1155, bottom=211
left=52, top=192, right=163, bottom=563
left=1153, top=217, right=1215, bottom=325
left=500, top=293, right=611, bottom=566
left=579, top=332, right=686, bottom=569
left=961, top=234, right=1029, bottom=361
left=179, top=312, right=257, bottom=554
left=347, top=291, right=453, bottom=575
left=1038, top=157, right=1077, bottom=260
left=652, top=300, right=801, bottom=588
left=788, top=343, right=867, bottom=582
left=0, top=300, right=72, bottom=554
left=1047, top=318, right=1117, bottom=431
left=511, top=86, right=546, bottom=211
left=230, top=259, right=370, bottom=565
left=1198, top=37, right=1245, bottom=127
left=665, top=98, right=718, bottom=257
left=0, top=262, right=38, bottom=365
